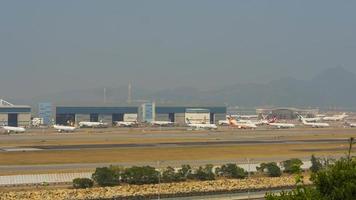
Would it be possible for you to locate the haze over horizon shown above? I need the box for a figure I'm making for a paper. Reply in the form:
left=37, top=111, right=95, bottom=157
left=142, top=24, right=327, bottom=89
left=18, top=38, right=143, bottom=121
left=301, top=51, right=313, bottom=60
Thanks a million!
left=1, top=1, right=356, bottom=101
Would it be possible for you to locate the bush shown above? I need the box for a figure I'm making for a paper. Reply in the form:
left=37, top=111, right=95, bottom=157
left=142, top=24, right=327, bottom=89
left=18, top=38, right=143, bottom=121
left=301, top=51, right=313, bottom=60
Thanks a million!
left=92, top=167, right=117, bottom=187
left=162, top=166, right=180, bottom=183
left=122, top=166, right=159, bottom=185
left=72, top=178, right=94, bottom=189
left=312, top=158, right=356, bottom=199
left=215, top=163, right=247, bottom=179
left=266, top=163, right=282, bottom=177
left=310, top=155, right=323, bottom=173
left=257, top=162, right=281, bottom=177
left=281, top=159, right=303, bottom=174
left=194, top=164, right=215, bottom=181
left=176, top=165, right=194, bottom=181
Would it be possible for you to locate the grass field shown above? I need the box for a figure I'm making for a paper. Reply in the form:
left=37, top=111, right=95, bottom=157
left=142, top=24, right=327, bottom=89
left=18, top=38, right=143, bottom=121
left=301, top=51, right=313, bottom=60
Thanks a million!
left=0, top=143, right=349, bottom=166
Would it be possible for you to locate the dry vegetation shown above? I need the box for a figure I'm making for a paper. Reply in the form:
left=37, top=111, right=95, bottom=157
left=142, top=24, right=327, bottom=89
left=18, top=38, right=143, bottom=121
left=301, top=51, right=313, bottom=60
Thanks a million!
left=0, top=176, right=311, bottom=200
left=0, top=143, right=348, bottom=166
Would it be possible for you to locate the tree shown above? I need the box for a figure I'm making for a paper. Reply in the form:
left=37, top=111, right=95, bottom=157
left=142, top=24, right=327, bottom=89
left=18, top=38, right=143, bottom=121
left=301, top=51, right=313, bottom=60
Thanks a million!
left=215, top=163, right=247, bottom=179
left=281, top=159, right=303, bottom=174
left=266, top=158, right=356, bottom=200
left=122, top=166, right=159, bottom=185
left=162, top=166, right=180, bottom=183
left=257, top=162, right=281, bottom=177
left=312, top=158, right=356, bottom=200
left=72, top=178, right=94, bottom=189
left=92, top=167, right=117, bottom=187
left=310, top=155, right=323, bottom=173
left=194, top=164, right=215, bottom=181
left=176, top=164, right=194, bottom=181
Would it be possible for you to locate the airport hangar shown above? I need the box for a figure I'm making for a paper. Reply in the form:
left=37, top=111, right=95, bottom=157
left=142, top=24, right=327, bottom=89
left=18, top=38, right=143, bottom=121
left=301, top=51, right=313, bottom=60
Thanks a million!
left=55, top=105, right=226, bottom=126
left=256, top=107, right=319, bottom=120
left=0, top=99, right=31, bottom=127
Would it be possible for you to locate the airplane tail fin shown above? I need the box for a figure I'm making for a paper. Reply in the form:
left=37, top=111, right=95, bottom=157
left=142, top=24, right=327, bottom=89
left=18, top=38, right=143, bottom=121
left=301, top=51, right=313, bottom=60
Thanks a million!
left=227, top=116, right=236, bottom=125
left=268, top=117, right=277, bottom=123
left=185, top=118, right=192, bottom=124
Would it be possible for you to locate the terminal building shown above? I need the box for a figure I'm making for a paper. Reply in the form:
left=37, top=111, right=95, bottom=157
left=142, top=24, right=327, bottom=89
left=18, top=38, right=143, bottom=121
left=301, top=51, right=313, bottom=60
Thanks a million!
left=56, top=104, right=226, bottom=126
left=256, top=107, right=319, bottom=120
left=0, top=99, right=31, bottom=127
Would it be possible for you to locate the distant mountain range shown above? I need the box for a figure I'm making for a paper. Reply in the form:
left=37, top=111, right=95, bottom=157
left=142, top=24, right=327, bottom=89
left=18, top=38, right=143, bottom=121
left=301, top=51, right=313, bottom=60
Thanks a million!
left=19, top=67, right=356, bottom=109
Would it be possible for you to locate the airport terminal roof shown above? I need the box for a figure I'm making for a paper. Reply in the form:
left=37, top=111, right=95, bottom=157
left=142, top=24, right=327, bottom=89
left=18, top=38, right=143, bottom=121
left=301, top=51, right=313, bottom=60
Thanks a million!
left=56, top=105, right=226, bottom=114
left=0, top=99, right=31, bottom=113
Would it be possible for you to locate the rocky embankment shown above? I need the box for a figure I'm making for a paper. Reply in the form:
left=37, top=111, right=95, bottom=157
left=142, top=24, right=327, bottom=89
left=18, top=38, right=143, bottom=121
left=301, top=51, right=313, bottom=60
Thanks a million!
left=0, top=176, right=310, bottom=200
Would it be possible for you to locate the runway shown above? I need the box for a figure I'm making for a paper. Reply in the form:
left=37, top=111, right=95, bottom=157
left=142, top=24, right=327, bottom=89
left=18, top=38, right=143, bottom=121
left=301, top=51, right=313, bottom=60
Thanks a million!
left=8, top=138, right=348, bottom=151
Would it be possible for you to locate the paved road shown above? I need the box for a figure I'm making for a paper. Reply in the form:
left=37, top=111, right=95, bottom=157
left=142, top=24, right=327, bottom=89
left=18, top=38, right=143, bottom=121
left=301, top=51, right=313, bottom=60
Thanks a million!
left=163, top=189, right=287, bottom=200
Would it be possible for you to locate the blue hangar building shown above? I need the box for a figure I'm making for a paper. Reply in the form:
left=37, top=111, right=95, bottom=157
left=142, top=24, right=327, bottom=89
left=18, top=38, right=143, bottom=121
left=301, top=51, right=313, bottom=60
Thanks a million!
left=0, top=99, right=32, bottom=127
left=55, top=105, right=226, bottom=126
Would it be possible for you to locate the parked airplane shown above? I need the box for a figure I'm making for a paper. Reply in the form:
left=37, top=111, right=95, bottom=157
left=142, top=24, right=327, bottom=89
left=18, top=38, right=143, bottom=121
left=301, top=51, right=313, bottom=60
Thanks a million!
left=150, top=121, right=174, bottom=126
left=186, top=118, right=218, bottom=130
left=114, top=121, right=138, bottom=127
left=323, top=113, right=348, bottom=121
left=238, top=115, right=259, bottom=119
left=299, top=116, right=330, bottom=128
left=345, top=122, right=356, bottom=128
left=267, top=117, right=295, bottom=129
left=227, top=117, right=257, bottom=129
left=300, top=116, right=321, bottom=123
left=218, top=120, right=230, bottom=126
left=78, top=121, right=108, bottom=128
left=53, top=125, right=76, bottom=132
left=1, top=126, right=26, bottom=133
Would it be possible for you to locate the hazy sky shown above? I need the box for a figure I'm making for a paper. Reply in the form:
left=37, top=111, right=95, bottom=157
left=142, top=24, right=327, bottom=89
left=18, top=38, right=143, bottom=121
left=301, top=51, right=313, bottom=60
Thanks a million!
left=1, top=0, right=356, bottom=99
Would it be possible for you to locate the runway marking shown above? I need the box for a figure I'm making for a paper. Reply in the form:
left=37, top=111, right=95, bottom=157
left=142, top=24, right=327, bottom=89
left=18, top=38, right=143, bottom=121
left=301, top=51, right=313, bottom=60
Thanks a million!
left=0, top=148, right=43, bottom=152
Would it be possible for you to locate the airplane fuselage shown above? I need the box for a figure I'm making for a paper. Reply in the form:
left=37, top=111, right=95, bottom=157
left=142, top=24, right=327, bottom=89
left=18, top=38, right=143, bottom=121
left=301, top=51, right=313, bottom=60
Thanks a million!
left=2, top=126, right=26, bottom=133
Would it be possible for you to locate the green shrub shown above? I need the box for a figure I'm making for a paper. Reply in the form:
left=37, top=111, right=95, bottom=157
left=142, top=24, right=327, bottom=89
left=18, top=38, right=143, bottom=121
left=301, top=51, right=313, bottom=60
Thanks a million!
left=162, top=166, right=180, bottom=183
left=266, top=158, right=356, bottom=200
left=310, top=155, right=323, bottom=173
left=257, top=162, right=281, bottom=177
left=281, top=159, right=303, bottom=174
left=176, top=165, right=194, bottom=181
left=122, top=166, right=159, bottom=185
left=312, top=158, right=356, bottom=200
left=266, top=163, right=282, bottom=177
left=194, top=164, right=215, bottom=181
left=92, top=167, right=117, bottom=187
left=215, top=163, right=247, bottom=179
left=72, top=178, right=94, bottom=189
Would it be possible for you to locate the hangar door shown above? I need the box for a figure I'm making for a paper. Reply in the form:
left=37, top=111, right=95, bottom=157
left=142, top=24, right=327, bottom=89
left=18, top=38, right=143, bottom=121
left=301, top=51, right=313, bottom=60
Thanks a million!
left=8, top=113, right=18, bottom=127
left=90, top=114, right=99, bottom=122
left=112, top=113, right=124, bottom=122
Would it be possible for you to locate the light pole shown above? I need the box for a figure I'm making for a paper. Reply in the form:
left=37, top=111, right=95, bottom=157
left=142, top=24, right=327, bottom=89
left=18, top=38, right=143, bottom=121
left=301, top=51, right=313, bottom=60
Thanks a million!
left=157, top=160, right=162, bottom=200
left=247, top=158, right=251, bottom=200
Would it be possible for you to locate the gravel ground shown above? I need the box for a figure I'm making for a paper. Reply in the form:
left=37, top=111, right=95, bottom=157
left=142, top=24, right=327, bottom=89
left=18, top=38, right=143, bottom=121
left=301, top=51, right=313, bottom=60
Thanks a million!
left=0, top=176, right=311, bottom=200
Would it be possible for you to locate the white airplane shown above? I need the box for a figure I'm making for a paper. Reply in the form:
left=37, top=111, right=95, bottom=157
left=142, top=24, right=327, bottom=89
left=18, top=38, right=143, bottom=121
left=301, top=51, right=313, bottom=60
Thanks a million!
left=78, top=121, right=108, bottom=128
left=227, top=117, right=257, bottom=129
left=237, top=115, right=259, bottom=119
left=150, top=121, right=175, bottom=126
left=53, top=125, right=76, bottom=132
left=267, top=118, right=295, bottom=129
left=1, top=126, right=26, bottom=133
left=218, top=120, right=230, bottom=126
left=300, top=116, right=330, bottom=128
left=114, top=121, right=138, bottom=127
left=323, top=113, right=348, bottom=121
left=186, top=118, right=218, bottom=130
left=345, top=122, right=356, bottom=128
left=300, top=116, right=321, bottom=123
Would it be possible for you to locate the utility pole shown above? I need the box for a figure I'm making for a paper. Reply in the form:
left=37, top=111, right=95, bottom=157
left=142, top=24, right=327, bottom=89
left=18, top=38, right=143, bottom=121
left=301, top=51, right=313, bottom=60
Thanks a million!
left=157, top=160, right=161, bottom=200
left=348, top=137, right=354, bottom=162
